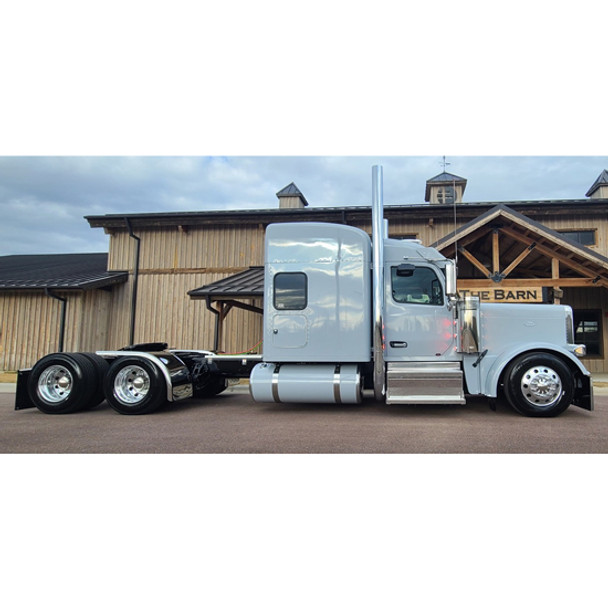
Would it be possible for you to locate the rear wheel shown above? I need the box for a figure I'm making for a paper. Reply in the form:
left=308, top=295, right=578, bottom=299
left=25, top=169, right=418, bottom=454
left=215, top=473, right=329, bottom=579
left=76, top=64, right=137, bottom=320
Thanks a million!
left=104, top=357, right=167, bottom=415
left=27, top=353, right=98, bottom=414
left=504, top=352, right=573, bottom=417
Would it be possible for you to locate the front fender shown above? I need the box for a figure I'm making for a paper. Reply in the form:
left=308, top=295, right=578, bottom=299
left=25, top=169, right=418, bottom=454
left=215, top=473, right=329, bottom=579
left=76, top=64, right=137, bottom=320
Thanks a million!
left=482, top=343, right=591, bottom=399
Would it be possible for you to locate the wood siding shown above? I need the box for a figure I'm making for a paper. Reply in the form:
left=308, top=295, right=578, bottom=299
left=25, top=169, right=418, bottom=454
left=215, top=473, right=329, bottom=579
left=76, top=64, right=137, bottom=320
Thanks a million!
left=0, top=289, right=113, bottom=371
left=0, top=291, right=61, bottom=370
left=108, top=272, right=263, bottom=353
left=104, top=224, right=266, bottom=353
left=108, top=225, right=265, bottom=272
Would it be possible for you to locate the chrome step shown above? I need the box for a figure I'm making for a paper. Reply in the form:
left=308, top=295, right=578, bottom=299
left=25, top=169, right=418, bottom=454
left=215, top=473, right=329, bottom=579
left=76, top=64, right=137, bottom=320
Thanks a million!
left=386, top=362, right=465, bottom=405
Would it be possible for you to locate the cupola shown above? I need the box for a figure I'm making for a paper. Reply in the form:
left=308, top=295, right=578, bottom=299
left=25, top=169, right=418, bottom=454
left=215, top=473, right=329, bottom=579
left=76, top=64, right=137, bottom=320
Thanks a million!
left=425, top=171, right=467, bottom=205
left=585, top=169, right=608, bottom=199
left=276, top=182, right=309, bottom=209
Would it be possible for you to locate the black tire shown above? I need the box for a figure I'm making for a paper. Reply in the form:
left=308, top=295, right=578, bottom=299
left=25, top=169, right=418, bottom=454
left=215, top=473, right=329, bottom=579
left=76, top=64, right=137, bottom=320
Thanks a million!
left=503, top=352, right=574, bottom=417
left=27, top=352, right=98, bottom=414
left=103, top=357, right=167, bottom=415
left=80, top=353, right=110, bottom=409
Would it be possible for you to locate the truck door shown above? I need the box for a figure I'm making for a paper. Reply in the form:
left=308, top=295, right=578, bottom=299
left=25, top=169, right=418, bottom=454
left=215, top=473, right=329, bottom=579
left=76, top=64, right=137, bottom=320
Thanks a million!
left=269, top=272, right=309, bottom=350
left=384, top=264, right=456, bottom=360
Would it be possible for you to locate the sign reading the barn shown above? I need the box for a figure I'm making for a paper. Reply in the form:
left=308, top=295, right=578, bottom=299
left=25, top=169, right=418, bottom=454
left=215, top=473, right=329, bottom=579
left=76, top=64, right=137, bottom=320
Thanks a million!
left=458, top=287, right=544, bottom=303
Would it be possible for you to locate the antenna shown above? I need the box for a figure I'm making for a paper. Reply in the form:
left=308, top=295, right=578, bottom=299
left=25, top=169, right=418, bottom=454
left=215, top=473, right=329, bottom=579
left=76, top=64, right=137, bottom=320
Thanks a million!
left=440, top=156, right=458, bottom=267
left=453, top=175, right=459, bottom=270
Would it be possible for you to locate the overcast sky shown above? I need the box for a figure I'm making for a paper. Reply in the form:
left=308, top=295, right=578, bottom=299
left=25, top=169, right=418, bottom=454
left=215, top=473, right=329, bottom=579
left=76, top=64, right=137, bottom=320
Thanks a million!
left=0, top=155, right=607, bottom=256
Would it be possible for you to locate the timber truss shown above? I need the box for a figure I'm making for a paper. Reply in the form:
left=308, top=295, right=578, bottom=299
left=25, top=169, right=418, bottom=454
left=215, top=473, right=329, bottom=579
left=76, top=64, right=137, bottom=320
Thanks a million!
left=432, top=205, right=608, bottom=301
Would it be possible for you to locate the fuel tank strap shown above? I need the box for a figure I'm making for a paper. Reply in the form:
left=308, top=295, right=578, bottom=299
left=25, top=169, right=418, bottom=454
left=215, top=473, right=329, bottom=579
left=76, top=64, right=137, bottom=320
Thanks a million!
left=272, top=364, right=281, bottom=402
left=333, top=365, right=342, bottom=404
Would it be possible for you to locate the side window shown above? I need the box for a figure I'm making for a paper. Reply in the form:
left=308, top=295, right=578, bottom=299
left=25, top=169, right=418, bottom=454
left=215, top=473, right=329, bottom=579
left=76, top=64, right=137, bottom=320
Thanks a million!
left=391, top=266, right=444, bottom=306
left=274, top=272, right=307, bottom=310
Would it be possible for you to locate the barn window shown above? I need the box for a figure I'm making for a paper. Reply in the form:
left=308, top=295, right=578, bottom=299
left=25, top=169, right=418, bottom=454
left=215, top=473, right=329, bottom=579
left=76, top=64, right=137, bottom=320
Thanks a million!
left=559, top=230, right=596, bottom=246
left=574, top=310, right=602, bottom=356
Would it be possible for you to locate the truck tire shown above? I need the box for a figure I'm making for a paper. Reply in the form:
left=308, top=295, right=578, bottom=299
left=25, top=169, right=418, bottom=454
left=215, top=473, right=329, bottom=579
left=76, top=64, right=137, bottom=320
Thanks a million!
left=27, top=352, right=98, bottom=414
left=503, top=352, right=573, bottom=417
left=80, top=353, right=110, bottom=409
left=103, top=357, right=167, bottom=415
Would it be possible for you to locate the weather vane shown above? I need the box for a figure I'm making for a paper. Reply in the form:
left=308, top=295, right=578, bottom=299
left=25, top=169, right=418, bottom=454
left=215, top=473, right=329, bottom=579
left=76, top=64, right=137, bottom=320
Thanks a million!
left=441, top=156, right=451, bottom=172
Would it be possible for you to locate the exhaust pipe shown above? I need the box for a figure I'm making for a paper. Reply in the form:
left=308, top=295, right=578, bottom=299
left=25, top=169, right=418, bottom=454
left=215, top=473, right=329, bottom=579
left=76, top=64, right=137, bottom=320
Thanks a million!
left=372, top=165, right=385, bottom=401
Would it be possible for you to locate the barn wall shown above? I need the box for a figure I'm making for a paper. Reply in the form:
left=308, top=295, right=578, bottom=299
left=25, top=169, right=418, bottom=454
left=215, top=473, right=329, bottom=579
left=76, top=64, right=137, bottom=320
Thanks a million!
left=105, top=224, right=266, bottom=353
left=0, top=291, right=61, bottom=370
left=0, top=288, right=114, bottom=371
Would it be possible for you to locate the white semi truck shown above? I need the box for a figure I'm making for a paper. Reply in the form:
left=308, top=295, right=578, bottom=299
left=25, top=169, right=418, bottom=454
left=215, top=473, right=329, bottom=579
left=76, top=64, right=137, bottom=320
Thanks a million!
left=15, top=166, right=593, bottom=417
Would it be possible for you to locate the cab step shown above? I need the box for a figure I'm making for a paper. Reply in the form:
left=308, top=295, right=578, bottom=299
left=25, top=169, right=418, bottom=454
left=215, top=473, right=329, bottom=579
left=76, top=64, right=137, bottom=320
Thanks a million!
left=386, top=362, right=465, bottom=405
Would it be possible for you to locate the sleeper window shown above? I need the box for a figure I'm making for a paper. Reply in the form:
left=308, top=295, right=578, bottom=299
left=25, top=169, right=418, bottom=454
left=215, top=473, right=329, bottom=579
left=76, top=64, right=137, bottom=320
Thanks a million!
left=274, top=273, right=307, bottom=310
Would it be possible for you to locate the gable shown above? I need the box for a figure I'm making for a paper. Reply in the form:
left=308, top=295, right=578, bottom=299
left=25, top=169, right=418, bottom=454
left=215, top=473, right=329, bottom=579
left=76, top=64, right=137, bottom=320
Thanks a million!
left=432, top=205, right=608, bottom=293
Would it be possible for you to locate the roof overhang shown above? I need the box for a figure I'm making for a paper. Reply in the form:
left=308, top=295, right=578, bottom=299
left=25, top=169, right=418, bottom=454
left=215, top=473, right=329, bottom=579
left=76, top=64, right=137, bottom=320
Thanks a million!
left=0, top=273, right=129, bottom=291
left=188, top=266, right=264, bottom=301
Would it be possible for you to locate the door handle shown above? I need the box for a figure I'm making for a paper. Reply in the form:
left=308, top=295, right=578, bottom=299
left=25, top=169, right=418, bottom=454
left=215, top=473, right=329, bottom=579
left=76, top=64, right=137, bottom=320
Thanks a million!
left=390, top=341, right=408, bottom=348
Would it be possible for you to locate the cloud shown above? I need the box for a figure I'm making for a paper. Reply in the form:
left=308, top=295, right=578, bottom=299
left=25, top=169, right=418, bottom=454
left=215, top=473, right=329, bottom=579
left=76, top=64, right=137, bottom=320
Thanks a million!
left=0, top=156, right=607, bottom=256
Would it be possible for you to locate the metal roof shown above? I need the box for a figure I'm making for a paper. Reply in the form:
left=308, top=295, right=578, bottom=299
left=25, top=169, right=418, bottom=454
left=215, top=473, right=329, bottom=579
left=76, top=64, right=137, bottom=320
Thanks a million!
left=188, top=266, right=264, bottom=300
left=0, top=253, right=128, bottom=290
left=426, top=171, right=467, bottom=184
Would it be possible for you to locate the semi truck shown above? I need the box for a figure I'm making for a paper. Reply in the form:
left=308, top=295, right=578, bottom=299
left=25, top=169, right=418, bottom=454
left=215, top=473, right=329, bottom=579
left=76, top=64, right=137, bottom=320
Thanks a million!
left=14, top=166, right=593, bottom=417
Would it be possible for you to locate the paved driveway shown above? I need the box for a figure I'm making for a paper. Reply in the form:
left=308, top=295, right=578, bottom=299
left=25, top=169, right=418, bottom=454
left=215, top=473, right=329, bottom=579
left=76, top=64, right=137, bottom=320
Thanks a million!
left=1, top=386, right=606, bottom=453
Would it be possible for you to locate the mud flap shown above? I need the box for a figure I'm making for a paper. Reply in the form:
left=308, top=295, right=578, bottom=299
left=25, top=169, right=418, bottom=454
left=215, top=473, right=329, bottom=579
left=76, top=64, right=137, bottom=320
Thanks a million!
left=573, top=374, right=593, bottom=411
left=14, top=369, right=35, bottom=410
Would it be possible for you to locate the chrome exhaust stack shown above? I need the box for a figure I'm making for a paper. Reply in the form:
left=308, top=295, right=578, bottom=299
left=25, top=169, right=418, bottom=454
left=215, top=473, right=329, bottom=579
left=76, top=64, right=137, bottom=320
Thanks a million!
left=372, top=165, right=385, bottom=401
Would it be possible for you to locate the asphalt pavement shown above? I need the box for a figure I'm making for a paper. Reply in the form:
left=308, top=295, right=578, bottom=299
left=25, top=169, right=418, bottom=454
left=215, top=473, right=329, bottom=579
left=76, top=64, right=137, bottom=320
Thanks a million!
left=1, top=384, right=606, bottom=453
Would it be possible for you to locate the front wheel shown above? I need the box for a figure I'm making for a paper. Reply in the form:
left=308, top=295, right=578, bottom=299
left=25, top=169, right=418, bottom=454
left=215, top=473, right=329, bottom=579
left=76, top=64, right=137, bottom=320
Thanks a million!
left=103, top=358, right=168, bottom=415
left=503, top=352, right=574, bottom=417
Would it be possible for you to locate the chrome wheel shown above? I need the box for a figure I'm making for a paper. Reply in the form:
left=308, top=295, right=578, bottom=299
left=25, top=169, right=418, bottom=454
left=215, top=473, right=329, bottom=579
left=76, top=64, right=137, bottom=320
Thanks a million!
left=520, top=365, right=562, bottom=407
left=113, top=365, right=151, bottom=405
left=37, top=365, right=73, bottom=403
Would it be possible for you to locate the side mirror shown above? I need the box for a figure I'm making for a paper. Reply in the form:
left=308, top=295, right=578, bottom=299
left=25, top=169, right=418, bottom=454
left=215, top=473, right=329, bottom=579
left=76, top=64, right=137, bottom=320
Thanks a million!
left=445, top=260, right=457, bottom=298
